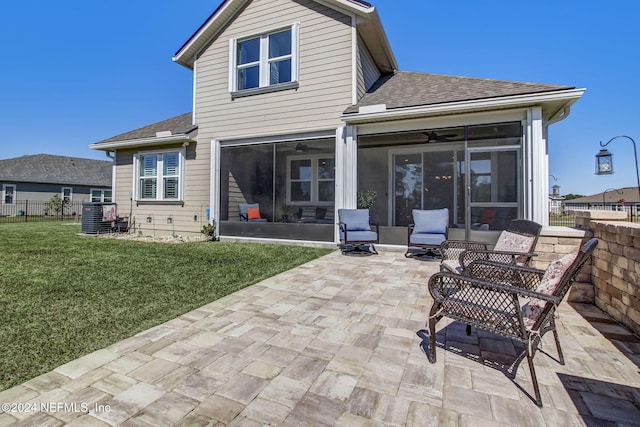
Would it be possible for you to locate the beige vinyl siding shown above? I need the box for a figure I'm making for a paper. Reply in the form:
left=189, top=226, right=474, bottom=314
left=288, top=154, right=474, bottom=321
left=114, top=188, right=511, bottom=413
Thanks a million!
left=356, top=36, right=381, bottom=99
left=194, top=0, right=354, bottom=140
left=113, top=142, right=211, bottom=235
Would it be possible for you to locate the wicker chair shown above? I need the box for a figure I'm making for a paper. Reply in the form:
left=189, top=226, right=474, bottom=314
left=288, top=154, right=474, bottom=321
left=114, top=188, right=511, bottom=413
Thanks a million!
left=440, top=219, right=542, bottom=274
left=427, top=238, right=598, bottom=406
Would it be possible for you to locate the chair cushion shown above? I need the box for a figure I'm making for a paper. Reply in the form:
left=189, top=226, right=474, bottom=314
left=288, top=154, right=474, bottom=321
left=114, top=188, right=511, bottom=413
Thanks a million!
left=412, top=209, right=448, bottom=234
left=341, top=230, right=377, bottom=242
left=338, top=209, right=370, bottom=231
left=410, top=233, right=446, bottom=246
left=519, top=251, right=578, bottom=328
left=247, top=207, right=261, bottom=220
left=493, top=231, right=535, bottom=253
left=441, top=260, right=462, bottom=274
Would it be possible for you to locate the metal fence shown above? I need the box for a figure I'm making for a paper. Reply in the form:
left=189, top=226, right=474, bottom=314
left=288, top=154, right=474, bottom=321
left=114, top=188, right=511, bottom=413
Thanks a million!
left=0, top=201, right=84, bottom=223
left=549, top=202, right=640, bottom=227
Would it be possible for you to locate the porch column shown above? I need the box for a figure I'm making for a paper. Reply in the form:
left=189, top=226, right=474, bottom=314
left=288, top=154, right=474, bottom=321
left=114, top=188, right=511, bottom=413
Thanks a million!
left=336, top=126, right=358, bottom=210
left=335, top=126, right=358, bottom=242
left=527, top=107, right=549, bottom=226
left=210, top=139, right=220, bottom=237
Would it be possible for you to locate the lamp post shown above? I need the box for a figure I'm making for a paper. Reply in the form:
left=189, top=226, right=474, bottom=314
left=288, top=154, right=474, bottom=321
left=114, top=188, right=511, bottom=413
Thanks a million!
left=595, top=135, right=640, bottom=204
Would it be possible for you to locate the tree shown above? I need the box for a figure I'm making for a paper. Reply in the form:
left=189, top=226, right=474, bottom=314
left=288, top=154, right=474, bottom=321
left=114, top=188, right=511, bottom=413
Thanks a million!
left=44, top=194, right=70, bottom=216
left=563, top=194, right=585, bottom=200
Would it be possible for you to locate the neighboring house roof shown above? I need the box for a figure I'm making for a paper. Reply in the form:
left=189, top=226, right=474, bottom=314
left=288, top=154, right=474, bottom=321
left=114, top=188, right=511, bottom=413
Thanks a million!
left=343, top=71, right=575, bottom=114
left=564, top=187, right=640, bottom=204
left=173, top=0, right=396, bottom=73
left=0, top=154, right=112, bottom=187
left=90, top=113, right=196, bottom=150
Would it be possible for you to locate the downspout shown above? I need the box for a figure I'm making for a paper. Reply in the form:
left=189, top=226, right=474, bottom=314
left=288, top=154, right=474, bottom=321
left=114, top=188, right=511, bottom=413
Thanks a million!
left=105, top=151, right=116, bottom=198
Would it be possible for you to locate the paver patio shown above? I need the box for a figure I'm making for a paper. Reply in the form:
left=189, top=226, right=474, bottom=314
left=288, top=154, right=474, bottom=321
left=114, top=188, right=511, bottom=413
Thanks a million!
left=1, top=251, right=639, bottom=426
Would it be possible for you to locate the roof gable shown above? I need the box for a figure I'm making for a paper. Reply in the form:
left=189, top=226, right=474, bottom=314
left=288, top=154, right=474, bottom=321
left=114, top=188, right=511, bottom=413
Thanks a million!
left=96, top=113, right=195, bottom=145
left=344, top=71, right=576, bottom=114
left=0, top=154, right=112, bottom=187
left=173, top=0, right=396, bottom=73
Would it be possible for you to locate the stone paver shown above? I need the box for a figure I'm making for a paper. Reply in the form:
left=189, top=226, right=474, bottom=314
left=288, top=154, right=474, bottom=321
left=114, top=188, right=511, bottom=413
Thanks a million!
left=1, top=251, right=639, bottom=426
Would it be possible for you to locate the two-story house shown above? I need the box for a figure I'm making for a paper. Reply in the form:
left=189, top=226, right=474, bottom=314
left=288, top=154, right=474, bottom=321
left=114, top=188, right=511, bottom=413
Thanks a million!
left=90, top=0, right=585, bottom=246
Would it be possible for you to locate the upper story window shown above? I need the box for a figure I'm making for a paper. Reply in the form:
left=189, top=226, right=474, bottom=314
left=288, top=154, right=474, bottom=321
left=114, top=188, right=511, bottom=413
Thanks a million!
left=229, top=24, right=299, bottom=96
left=2, top=184, right=15, bottom=205
left=133, top=149, right=184, bottom=202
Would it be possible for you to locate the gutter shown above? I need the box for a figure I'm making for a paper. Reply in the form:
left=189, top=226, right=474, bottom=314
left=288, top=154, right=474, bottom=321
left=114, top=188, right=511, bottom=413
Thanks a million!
left=89, top=134, right=195, bottom=151
left=341, top=88, right=586, bottom=124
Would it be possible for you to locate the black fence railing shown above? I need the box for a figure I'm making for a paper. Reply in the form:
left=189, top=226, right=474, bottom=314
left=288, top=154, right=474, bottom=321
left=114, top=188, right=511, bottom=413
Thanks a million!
left=550, top=202, right=640, bottom=227
left=0, top=201, right=84, bottom=223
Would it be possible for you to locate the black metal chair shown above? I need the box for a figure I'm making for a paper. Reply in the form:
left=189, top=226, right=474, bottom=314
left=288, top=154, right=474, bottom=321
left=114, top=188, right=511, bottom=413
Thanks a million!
left=338, top=208, right=379, bottom=254
left=405, top=208, right=449, bottom=258
left=427, top=238, right=598, bottom=406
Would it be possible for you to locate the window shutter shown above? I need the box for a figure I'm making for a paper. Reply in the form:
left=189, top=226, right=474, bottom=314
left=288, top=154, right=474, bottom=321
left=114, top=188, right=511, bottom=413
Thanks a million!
left=292, top=22, right=300, bottom=82
left=229, top=38, right=237, bottom=92
left=163, top=153, right=179, bottom=176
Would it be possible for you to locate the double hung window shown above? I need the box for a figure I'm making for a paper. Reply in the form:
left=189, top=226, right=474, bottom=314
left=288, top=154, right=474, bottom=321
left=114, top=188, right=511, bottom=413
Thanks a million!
left=230, top=24, right=299, bottom=93
left=134, top=150, right=183, bottom=201
left=91, top=189, right=113, bottom=203
left=2, top=184, right=15, bottom=205
left=62, top=187, right=73, bottom=203
left=288, top=156, right=335, bottom=205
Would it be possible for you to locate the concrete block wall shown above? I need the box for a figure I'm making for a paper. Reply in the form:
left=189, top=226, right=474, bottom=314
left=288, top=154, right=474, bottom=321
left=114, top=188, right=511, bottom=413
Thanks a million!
left=571, top=210, right=640, bottom=336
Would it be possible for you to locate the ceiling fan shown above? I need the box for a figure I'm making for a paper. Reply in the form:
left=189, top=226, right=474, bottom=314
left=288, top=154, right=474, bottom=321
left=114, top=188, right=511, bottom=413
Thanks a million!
left=295, top=142, right=323, bottom=152
left=423, top=131, right=457, bottom=143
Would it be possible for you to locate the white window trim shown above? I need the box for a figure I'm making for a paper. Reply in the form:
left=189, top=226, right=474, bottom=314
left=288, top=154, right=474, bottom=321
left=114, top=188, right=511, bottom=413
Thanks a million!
left=90, top=188, right=112, bottom=203
left=132, top=148, right=186, bottom=202
left=2, top=184, right=16, bottom=205
left=229, top=22, right=300, bottom=96
left=61, top=187, right=73, bottom=202
left=286, top=154, right=335, bottom=206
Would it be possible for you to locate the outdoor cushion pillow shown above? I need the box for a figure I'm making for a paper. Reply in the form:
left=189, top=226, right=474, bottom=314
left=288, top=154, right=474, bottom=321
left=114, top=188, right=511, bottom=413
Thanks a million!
left=412, top=208, right=449, bottom=234
left=247, top=207, right=261, bottom=220
left=339, top=209, right=370, bottom=231
left=493, top=231, right=535, bottom=253
left=519, top=251, right=578, bottom=327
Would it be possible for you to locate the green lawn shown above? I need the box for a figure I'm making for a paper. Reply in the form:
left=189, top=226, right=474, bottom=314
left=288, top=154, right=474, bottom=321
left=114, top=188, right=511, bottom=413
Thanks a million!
left=0, top=222, right=332, bottom=391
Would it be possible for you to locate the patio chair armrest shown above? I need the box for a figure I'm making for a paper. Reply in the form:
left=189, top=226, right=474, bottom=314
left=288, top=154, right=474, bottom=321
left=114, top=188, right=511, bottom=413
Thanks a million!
left=465, top=260, right=545, bottom=291
left=459, top=250, right=538, bottom=270
left=440, top=240, right=489, bottom=261
left=428, top=271, right=556, bottom=303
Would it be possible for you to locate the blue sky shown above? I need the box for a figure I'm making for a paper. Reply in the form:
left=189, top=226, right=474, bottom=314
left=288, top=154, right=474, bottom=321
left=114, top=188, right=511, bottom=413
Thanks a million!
left=1, top=0, right=638, bottom=195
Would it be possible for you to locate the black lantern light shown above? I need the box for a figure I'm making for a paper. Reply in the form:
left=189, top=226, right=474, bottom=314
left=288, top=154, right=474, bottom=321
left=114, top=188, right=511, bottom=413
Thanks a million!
left=595, top=149, right=613, bottom=175
left=595, top=135, right=640, bottom=203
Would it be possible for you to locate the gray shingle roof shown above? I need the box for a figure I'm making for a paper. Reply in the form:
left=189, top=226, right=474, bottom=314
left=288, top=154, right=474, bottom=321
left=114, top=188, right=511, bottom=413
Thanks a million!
left=0, top=154, right=112, bottom=187
left=564, top=187, right=639, bottom=204
left=96, top=113, right=195, bottom=144
left=344, top=71, right=575, bottom=114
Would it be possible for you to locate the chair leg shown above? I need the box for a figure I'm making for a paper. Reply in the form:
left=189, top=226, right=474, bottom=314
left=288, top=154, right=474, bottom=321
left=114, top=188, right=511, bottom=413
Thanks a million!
left=427, top=306, right=439, bottom=363
left=526, top=353, right=543, bottom=407
left=552, top=329, right=565, bottom=365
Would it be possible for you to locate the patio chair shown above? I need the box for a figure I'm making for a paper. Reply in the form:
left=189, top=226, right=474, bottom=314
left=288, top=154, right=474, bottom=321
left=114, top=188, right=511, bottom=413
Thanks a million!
left=440, top=219, right=542, bottom=274
left=427, top=237, right=598, bottom=406
left=338, top=208, right=379, bottom=254
left=239, top=203, right=267, bottom=222
left=405, top=208, right=449, bottom=258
